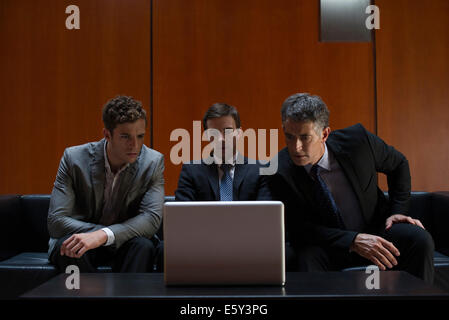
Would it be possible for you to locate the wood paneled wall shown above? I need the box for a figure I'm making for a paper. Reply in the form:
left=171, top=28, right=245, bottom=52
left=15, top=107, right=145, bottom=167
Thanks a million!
left=376, top=0, right=449, bottom=191
left=0, top=0, right=447, bottom=195
left=153, top=0, right=374, bottom=195
left=0, top=0, right=151, bottom=194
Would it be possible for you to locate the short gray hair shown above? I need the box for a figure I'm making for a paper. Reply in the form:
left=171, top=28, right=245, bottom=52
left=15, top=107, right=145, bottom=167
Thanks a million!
left=281, top=93, right=329, bottom=132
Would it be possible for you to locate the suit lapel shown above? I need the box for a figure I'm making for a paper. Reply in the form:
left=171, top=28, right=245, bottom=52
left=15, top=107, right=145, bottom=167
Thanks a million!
left=233, top=155, right=249, bottom=200
left=205, top=159, right=220, bottom=200
left=278, top=149, right=316, bottom=205
left=327, top=141, right=369, bottom=221
left=89, top=139, right=106, bottom=221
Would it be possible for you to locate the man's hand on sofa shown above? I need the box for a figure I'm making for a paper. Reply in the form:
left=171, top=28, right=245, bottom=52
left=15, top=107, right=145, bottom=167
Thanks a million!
left=350, top=233, right=400, bottom=271
left=385, top=214, right=425, bottom=230
left=60, top=230, right=108, bottom=258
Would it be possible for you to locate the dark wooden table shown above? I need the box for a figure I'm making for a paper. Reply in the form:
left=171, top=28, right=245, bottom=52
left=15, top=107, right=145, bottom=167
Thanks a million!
left=22, top=271, right=448, bottom=300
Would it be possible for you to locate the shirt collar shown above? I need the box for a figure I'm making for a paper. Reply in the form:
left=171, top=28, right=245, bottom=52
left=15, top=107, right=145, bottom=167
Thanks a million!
left=104, top=141, right=129, bottom=174
left=217, top=152, right=239, bottom=169
left=304, top=143, right=331, bottom=174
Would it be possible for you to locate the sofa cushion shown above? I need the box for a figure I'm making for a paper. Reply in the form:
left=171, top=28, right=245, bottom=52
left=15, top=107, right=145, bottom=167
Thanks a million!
left=408, top=192, right=433, bottom=231
left=0, top=252, right=114, bottom=272
left=0, top=252, right=55, bottom=269
left=434, top=251, right=449, bottom=266
left=0, top=252, right=58, bottom=299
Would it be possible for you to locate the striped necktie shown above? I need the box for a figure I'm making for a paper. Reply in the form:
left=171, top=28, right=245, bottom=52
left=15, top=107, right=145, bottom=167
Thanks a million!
left=310, top=164, right=345, bottom=229
left=220, top=164, right=233, bottom=201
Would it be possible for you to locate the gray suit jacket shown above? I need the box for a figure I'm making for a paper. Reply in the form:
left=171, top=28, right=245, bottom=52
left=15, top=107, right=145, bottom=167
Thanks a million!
left=47, top=139, right=164, bottom=256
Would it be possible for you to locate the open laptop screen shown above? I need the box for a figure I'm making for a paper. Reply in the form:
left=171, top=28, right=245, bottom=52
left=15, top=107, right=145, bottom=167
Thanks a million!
left=163, top=201, right=285, bottom=286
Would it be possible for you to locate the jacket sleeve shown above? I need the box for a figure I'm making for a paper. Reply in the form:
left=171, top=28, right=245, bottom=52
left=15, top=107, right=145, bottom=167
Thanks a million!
left=256, top=163, right=273, bottom=200
left=109, top=154, right=165, bottom=249
left=47, top=149, right=104, bottom=239
left=294, top=220, right=359, bottom=251
left=364, top=127, right=411, bottom=215
left=174, top=164, right=197, bottom=201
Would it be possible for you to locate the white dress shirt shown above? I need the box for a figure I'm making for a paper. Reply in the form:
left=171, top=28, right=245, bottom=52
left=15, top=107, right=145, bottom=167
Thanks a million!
left=217, top=153, right=237, bottom=186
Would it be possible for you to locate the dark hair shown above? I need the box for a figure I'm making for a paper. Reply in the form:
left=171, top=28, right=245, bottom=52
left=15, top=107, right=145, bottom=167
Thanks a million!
left=281, top=93, right=329, bottom=131
left=202, top=103, right=241, bottom=129
left=102, top=95, right=147, bottom=133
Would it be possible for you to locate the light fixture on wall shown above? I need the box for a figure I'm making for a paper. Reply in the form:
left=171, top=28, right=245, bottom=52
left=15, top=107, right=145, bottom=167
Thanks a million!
left=320, top=0, right=372, bottom=42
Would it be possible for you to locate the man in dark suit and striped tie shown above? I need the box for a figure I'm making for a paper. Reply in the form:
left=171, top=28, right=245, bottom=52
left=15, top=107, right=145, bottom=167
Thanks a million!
left=269, top=93, right=434, bottom=283
left=175, top=103, right=271, bottom=201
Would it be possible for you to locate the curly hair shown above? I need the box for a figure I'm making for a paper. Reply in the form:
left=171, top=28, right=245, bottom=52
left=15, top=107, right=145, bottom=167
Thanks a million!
left=102, top=95, right=147, bottom=133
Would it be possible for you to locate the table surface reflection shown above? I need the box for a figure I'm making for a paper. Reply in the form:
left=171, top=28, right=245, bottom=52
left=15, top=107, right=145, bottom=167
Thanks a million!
left=22, top=271, right=448, bottom=300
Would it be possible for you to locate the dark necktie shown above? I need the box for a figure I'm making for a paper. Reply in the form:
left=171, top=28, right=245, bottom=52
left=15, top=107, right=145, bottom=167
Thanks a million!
left=220, top=164, right=233, bottom=201
left=310, top=164, right=345, bottom=229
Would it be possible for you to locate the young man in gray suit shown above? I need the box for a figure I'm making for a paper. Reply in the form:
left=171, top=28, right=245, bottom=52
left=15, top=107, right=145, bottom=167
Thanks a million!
left=47, top=96, right=164, bottom=273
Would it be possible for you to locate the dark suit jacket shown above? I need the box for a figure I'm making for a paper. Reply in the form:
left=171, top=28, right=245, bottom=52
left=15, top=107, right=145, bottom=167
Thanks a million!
left=175, top=155, right=272, bottom=201
left=269, top=123, right=411, bottom=252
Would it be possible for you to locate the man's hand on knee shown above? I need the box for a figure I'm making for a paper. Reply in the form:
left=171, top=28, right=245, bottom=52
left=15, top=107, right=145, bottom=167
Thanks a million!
left=350, top=233, right=400, bottom=271
left=60, top=230, right=108, bottom=258
left=385, top=214, right=425, bottom=230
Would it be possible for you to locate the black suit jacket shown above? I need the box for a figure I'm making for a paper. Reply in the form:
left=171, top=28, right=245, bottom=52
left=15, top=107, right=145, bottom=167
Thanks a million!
left=175, top=156, right=272, bottom=201
left=270, top=123, right=411, bottom=252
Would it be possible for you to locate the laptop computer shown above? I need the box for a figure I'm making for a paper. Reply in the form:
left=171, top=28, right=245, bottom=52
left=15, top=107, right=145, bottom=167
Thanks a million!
left=163, top=201, right=285, bottom=286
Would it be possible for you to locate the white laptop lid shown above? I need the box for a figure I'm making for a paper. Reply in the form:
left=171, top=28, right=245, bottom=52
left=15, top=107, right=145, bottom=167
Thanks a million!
left=163, top=201, right=285, bottom=285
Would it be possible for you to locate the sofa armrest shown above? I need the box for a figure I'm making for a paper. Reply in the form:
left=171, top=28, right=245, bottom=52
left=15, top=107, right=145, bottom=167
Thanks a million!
left=20, top=195, right=51, bottom=252
left=432, top=192, right=449, bottom=251
left=0, top=195, right=23, bottom=261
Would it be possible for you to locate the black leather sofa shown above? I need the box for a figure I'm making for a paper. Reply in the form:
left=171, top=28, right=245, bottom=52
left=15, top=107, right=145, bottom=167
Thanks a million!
left=1, top=192, right=449, bottom=299
left=0, top=195, right=174, bottom=299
